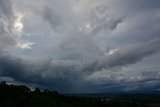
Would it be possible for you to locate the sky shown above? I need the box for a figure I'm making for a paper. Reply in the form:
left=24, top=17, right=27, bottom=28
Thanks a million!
left=0, top=0, right=160, bottom=93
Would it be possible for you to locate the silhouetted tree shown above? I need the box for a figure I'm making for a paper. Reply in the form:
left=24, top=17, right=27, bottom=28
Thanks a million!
left=52, top=90, right=59, bottom=94
left=0, top=81, right=6, bottom=85
left=43, top=89, right=51, bottom=94
left=19, top=85, right=31, bottom=92
left=0, top=81, right=157, bottom=107
left=34, top=87, right=41, bottom=93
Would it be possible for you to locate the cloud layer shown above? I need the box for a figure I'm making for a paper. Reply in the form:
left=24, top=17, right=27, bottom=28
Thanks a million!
left=0, top=0, right=160, bottom=93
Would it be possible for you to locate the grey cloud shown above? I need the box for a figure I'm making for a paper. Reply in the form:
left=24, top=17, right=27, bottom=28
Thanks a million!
left=0, top=0, right=12, bottom=19
left=108, top=0, right=160, bottom=15
left=1, top=38, right=160, bottom=92
left=0, top=0, right=160, bottom=93
left=87, top=51, right=160, bottom=92
left=42, top=7, right=62, bottom=29
left=82, top=38, right=160, bottom=72
left=90, top=5, right=123, bottom=33
left=0, top=0, right=16, bottom=51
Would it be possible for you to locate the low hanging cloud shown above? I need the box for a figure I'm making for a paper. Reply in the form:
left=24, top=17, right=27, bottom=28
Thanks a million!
left=0, top=0, right=160, bottom=93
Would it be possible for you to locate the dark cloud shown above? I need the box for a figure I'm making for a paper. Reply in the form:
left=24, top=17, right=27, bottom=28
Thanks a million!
left=0, top=54, right=83, bottom=92
left=0, top=38, right=160, bottom=92
left=0, top=0, right=160, bottom=93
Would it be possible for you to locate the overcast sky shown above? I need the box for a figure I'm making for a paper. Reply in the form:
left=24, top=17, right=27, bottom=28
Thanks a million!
left=0, top=0, right=160, bottom=93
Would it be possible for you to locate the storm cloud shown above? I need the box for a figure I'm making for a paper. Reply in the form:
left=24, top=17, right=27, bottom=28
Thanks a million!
left=0, top=0, right=160, bottom=93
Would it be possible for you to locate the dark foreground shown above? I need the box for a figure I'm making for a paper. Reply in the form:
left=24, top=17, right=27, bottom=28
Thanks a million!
left=0, top=81, right=160, bottom=107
